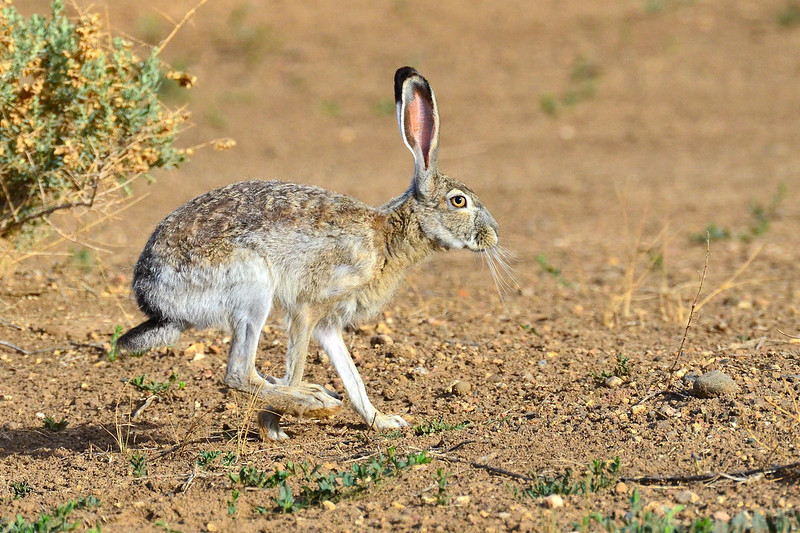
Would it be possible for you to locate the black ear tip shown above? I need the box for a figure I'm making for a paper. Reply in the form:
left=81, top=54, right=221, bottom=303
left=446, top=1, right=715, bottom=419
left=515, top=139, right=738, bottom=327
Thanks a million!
left=394, top=66, right=420, bottom=103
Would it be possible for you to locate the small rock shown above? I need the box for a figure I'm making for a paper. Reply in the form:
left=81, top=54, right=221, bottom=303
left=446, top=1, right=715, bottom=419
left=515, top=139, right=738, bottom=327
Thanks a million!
left=631, top=404, right=647, bottom=416
left=322, top=500, right=336, bottom=511
left=712, top=511, right=730, bottom=522
left=370, top=334, right=394, bottom=347
left=455, top=495, right=470, bottom=504
left=184, top=342, right=205, bottom=357
left=605, top=376, right=623, bottom=388
left=451, top=380, right=472, bottom=397
left=614, top=482, right=628, bottom=495
left=411, top=366, right=428, bottom=376
left=206, top=523, right=217, bottom=532
left=660, top=405, right=677, bottom=418
left=542, top=494, right=564, bottom=509
left=693, top=370, right=740, bottom=398
left=675, top=490, right=699, bottom=504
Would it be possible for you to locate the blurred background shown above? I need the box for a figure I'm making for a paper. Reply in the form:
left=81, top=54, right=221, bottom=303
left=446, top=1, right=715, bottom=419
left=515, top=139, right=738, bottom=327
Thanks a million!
left=18, top=0, right=800, bottom=280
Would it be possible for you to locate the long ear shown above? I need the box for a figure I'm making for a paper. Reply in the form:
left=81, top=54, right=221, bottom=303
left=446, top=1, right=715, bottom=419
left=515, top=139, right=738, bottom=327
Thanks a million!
left=395, top=66, right=440, bottom=196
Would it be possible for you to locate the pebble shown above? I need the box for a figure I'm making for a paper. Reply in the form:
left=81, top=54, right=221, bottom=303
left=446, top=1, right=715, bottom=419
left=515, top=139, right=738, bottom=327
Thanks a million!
left=451, top=380, right=472, bottom=396
left=630, top=404, right=647, bottom=416
left=370, top=334, right=394, bottom=346
left=614, top=482, right=628, bottom=494
left=693, top=370, right=740, bottom=398
left=675, top=490, right=699, bottom=504
left=604, top=376, right=623, bottom=388
left=542, top=494, right=564, bottom=509
left=712, top=511, right=730, bottom=522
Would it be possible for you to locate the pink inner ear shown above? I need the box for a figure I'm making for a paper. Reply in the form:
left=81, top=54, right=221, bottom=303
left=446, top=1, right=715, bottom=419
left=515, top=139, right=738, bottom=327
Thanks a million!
left=407, top=88, right=433, bottom=169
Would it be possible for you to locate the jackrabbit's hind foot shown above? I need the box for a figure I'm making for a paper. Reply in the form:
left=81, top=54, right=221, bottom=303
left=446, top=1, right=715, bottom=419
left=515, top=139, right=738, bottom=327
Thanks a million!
left=264, top=375, right=342, bottom=402
left=293, top=383, right=343, bottom=419
left=371, top=411, right=408, bottom=431
left=259, top=383, right=343, bottom=419
left=258, top=410, right=288, bottom=441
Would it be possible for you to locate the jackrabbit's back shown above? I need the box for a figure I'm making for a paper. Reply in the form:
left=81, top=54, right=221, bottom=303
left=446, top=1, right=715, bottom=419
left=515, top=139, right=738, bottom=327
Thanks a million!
left=132, top=180, right=387, bottom=329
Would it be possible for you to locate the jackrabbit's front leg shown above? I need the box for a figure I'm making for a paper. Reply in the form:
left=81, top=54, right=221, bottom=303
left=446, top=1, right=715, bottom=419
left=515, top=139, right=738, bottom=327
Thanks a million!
left=315, top=325, right=408, bottom=431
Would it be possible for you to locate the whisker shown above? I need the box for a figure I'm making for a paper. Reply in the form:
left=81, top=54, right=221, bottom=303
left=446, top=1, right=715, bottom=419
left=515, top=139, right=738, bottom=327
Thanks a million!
left=483, top=249, right=511, bottom=314
left=489, top=246, right=520, bottom=290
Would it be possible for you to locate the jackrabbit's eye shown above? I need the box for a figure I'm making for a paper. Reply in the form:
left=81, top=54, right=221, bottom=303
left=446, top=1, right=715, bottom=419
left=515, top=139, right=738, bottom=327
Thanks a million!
left=449, top=195, right=467, bottom=209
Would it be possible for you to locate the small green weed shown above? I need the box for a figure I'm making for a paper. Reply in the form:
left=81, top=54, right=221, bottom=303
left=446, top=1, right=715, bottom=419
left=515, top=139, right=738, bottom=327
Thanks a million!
left=229, top=464, right=293, bottom=488
left=130, top=452, right=147, bottom=478
left=128, top=372, right=185, bottom=395
left=412, top=418, right=471, bottom=436
left=222, top=451, right=237, bottom=467
left=43, top=416, right=68, bottom=432
left=197, top=451, right=222, bottom=469
left=592, top=355, right=631, bottom=384
left=615, top=354, right=631, bottom=377
left=778, top=2, right=800, bottom=27
left=238, top=447, right=432, bottom=514
left=0, top=496, right=100, bottom=533
left=70, top=248, right=93, bottom=273
left=536, top=254, right=571, bottom=286
left=373, top=98, right=395, bottom=116
left=520, top=323, right=542, bottom=337
left=154, top=520, right=182, bottom=533
left=9, top=481, right=31, bottom=499
left=107, top=325, right=123, bottom=362
left=275, top=482, right=296, bottom=514
left=744, top=183, right=786, bottom=240
left=520, top=457, right=620, bottom=498
left=690, top=223, right=730, bottom=244
left=539, top=56, right=600, bottom=116
left=539, top=93, right=559, bottom=116
left=227, top=489, right=240, bottom=517
left=432, top=468, right=451, bottom=505
left=692, top=184, right=786, bottom=245
left=319, top=100, right=341, bottom=118
left=580, top=489, right=800, bottom=532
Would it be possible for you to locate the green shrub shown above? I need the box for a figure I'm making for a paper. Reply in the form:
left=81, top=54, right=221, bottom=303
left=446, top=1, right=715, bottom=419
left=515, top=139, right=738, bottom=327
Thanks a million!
left=0, top=0, right=191, bottom=250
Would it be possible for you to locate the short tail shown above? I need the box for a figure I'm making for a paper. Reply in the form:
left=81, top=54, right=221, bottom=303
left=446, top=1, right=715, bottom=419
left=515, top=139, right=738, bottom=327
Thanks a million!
left=117, top=319, right=183, bottom=353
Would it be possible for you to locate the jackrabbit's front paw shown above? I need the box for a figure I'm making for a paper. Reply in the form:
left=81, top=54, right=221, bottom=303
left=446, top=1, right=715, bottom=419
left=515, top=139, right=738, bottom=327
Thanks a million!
left=371, top=411, right=408, bottom=431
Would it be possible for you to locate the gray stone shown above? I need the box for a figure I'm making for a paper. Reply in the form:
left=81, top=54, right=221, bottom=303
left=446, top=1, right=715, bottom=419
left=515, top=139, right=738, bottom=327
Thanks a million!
left=693, top=370, right=740, bottom=398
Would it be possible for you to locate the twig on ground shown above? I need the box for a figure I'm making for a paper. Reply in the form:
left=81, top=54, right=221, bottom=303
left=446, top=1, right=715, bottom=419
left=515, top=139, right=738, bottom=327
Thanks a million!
left=666, top=233, right=710, bottom=391
left=777, top=329, right=800, bottom=340
left=131, top=395, right=159, bottom=420
left=0, top=340, right=77, bottom=355
left=621, top=461, right=800, bottom=486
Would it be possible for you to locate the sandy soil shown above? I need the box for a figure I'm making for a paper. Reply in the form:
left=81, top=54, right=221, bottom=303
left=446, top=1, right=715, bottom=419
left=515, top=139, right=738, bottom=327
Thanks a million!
left=2, top=1, right=799, bottom=531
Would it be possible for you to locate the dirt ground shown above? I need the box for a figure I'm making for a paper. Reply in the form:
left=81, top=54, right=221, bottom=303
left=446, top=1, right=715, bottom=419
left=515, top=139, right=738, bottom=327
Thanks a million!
left=2, top=0, right=800, bottom=531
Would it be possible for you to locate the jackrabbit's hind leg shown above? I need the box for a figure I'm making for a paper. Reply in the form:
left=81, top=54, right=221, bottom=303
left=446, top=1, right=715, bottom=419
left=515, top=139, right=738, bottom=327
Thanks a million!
left=258, top=409, right=287, bottom=441
left=117, top=319, right=183, bottom=353
left=224, top=315, right=342, bottom=441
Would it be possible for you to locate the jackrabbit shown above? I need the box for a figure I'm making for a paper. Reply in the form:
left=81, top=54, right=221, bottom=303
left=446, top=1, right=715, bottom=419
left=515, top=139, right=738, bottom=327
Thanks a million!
left=118, top=67, right=501, bottom=440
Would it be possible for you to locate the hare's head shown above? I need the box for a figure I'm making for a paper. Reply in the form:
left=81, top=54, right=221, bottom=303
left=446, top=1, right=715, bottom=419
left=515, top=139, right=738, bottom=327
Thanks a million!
left=394, top=67, right=498, bottom=252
